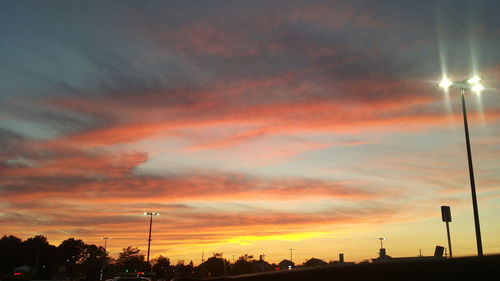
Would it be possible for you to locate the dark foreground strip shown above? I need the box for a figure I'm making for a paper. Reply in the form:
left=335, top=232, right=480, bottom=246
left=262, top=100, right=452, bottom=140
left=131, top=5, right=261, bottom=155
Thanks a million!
left=173, top=254, right=500, bottom=281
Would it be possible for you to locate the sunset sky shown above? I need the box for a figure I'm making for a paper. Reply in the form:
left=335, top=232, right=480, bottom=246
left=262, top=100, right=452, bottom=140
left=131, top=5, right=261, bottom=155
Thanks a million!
left=1, top=0, right=499, bottom=264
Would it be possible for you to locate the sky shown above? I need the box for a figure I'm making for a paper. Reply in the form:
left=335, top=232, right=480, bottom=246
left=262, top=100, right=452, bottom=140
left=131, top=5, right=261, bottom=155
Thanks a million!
left=1, top=0, right=500, bottom=264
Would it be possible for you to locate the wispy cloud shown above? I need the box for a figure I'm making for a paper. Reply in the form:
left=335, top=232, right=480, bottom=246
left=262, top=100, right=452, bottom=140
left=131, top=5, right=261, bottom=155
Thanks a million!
left=1, top=0, right=500, bottom=261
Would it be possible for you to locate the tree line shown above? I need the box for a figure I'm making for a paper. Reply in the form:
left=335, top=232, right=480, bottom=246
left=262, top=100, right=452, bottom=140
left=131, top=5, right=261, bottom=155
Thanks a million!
left=1, top=235, right=339, bottom=281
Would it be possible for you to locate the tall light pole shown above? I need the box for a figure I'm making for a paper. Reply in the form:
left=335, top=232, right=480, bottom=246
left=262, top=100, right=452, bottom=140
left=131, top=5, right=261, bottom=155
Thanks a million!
left=144, top=212, right=160, bottom=272
left=439, top=76, right=484, bottom=256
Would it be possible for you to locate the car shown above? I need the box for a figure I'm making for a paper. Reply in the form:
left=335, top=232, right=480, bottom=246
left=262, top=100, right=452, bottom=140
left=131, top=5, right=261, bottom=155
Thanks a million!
left=113, top=277, right=150, bottom=281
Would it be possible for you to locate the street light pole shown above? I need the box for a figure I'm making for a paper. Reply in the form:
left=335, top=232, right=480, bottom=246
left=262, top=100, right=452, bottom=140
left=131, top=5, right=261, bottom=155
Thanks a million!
left=100, top=237, right=110, bottom=281
left=101, top=237, right=110, bottom=252
left=144, top=212, right=160, bottom=274
left=439, top=76, right=484, bottom=256
left=459, top=88, right=483, bottom=256
left=378, top=237, right=385, bottom=249
left=147, top=214, right=153, bottom=263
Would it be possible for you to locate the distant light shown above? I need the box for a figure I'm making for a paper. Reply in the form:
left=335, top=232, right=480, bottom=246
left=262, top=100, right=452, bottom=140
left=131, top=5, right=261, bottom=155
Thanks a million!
left=14, top=273, right=22, bottom=276
left=439, top=78, right=453, bottom=89
left=471, top=84, right=484, bottom=94
left=288, top=265, right=292, bottom=270
left=467, top=76, right=482, bottom=85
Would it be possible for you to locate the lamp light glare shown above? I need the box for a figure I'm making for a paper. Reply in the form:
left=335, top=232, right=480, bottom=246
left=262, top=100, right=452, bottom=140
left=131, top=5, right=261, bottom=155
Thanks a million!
left=439, top=78, right=452, bottom=89
left=467, top=76, right=482, bottom=85
left=471, top=84, right=484, bottom=94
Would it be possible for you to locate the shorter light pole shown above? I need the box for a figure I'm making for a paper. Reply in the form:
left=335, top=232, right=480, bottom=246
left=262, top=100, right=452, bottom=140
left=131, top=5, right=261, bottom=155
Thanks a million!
left=377, top=237, right=387, bottom=259
left=378, top=237, right=386, bottom=249
left=101, top=237, right=110, bottom=252
left=100, top=237, right=111, bottom=281
left=441, top=206, right=453, bottom=258
left=144, top=212, right=160, bottom=275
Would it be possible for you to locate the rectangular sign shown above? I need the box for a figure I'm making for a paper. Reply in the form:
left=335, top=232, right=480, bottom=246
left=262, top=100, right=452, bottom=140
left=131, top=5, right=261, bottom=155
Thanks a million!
left=441, top=206, right=452, bottom=222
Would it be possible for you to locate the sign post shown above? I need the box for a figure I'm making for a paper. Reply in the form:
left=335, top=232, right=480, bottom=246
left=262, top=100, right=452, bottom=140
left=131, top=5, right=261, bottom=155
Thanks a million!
left=441, top=206, right=453, bottom=258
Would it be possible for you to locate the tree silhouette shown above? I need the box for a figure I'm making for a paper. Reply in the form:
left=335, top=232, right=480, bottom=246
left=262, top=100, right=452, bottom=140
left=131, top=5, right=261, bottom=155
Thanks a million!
left=231, top=254, right=259, bottom=276
left=0, top=235, right=151, bottom=280
left=0, top=235, right=23, bottom=276
left=303, top=257, right=328, bottom=267
left=21, top=235, right=57, bottom=279
left=151, top=255, right=171, bottom=279
left=116, top=246, right=147, bottom=273
left=79, top=244, right=108, bottom=281
left=197, top=253, right=229, bottom=278
left=57, top=238, right=86, bottom=278
left=278, top=259, right=295, bottom=270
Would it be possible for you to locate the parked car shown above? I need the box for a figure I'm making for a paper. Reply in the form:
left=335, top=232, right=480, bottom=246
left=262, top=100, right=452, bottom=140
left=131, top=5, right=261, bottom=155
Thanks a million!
left=113, top=277, right=150, bottom=281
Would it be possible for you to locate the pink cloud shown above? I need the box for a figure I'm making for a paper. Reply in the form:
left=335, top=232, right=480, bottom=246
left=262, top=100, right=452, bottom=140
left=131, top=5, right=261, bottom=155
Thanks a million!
left=288, top=2, right=389, bottom=30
